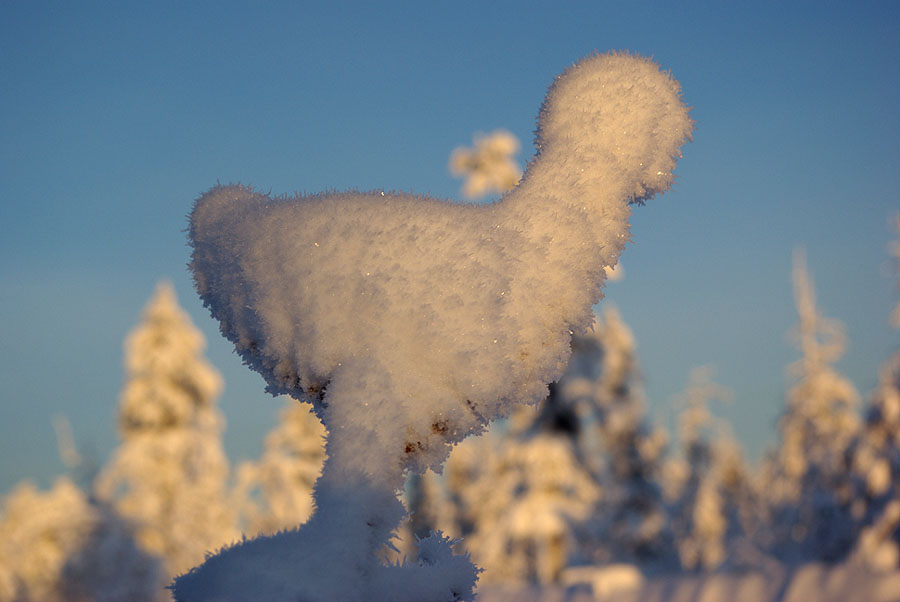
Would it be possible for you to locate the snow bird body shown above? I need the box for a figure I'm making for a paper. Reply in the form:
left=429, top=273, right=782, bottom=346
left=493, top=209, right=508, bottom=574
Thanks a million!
left=174, top=52, right=692, bottom=602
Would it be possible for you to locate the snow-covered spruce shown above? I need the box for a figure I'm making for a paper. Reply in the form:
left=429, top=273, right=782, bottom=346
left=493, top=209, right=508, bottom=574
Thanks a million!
left=234, top=399, right=326, bottom=536
left=568, top=307, right=673, bottom=566
left=0, top=478, right=164, bottom=602
left=424, top=308, right=676, bottom=584
left=761, top=251, right=862, bottom=563
left=174, top=52, right=692, bottom=602
left=96, top=282, right=238, bottom=579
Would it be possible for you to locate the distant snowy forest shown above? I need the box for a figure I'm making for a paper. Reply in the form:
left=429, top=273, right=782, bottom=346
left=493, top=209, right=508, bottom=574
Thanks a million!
left=2, top=221, right=898, bottom=601
left=2, top=72, right=900, bottom=601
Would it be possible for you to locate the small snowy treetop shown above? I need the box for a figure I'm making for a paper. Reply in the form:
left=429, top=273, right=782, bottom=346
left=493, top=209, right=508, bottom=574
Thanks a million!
left=449, top=130, right=522, bottom=199
left=604, top=263, right=625, bottom=282
left=119, top=281, right=223, bottom=433
left=790, top=249, right=852, bottom=375
left=562, top=306, right=637, bottom=406
left=786, top=250, right=859, bottom=431
left=675, top=366, right=732, bottom=451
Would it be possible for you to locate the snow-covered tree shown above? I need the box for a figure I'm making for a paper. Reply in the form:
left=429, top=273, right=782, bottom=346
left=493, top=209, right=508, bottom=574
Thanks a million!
left=762, top=250, right=862, bottom=562
left=95, top=281, right=238, bottom=578
left=461, top=430, right=599, bottom=585
left=853, top=216, right=900, bottom=569
left=707, top=434, right=756, bottom=564
left=424, top=308, right=672, bottom=582
left=449, top=130, right=522, bottom=199
left=669, top=367, right=739, bottom=571
left=571, top=307, right=672, bottom=566
left=0, top=477, right=164, bottom=602
left=426, top=393, right=601, bottom=586
left=234, top=398, right=326, bottom=535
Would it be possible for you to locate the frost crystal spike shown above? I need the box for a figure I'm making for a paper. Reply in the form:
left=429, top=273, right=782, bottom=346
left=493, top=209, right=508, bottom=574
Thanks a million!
left=174, top=52, right=692, bottom=602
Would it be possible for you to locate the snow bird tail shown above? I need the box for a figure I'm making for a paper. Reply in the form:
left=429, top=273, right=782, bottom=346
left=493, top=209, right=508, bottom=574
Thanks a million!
left=188, top=184, right=265, bottom=329
left=188, top=184, right=313, bottom=402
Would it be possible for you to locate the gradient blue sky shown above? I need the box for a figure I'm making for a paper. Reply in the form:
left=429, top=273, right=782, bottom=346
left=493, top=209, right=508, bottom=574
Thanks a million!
left=1, top=1, right=898, bottom=494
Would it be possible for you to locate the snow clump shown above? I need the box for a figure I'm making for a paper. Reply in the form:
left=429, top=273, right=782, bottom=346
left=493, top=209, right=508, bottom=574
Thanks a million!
left=173, top=51, right=692, bottom=602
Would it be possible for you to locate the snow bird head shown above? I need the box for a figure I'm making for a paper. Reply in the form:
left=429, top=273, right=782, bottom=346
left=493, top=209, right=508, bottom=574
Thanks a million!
left=533, top=51, right=692, bottom=206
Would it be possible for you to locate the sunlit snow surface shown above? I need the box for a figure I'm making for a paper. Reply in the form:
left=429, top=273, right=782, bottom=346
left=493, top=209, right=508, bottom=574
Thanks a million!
left=476, top=561, right=900, bottom=602
left=173, top=52, right=692, bottom=602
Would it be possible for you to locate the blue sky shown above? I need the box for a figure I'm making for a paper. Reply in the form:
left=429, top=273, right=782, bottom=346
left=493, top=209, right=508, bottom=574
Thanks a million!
left=1, top=1, right=898, bottom=494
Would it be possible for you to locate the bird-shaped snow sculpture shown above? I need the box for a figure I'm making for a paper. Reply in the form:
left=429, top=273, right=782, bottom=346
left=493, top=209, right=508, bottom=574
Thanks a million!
left=173, top=52, right=692, bottom=602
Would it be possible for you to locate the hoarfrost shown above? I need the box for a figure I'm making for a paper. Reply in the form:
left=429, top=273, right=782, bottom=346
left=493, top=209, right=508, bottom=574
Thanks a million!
left=173, top=51, right=692, bottom=602
left=96, top=282, right=239, bottom=579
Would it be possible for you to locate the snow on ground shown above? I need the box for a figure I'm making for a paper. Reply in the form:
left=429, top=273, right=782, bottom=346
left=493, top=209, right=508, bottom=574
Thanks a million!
left=476, top=562, right=900, bottom=602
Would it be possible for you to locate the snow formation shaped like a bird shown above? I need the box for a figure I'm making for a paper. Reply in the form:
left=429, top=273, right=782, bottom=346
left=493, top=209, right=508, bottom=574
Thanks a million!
left=174, top=52, right=692, bottom=602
